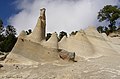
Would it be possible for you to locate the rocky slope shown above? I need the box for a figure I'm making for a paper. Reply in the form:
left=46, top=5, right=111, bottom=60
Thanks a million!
left=0, top=27, right=120, bottom=79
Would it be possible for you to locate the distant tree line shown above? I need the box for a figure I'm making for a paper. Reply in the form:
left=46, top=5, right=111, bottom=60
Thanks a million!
left=46, top=31, right=79, bottom=42
left=0, top=19, right=17, bottom=52
left=46, top=31, right=68, bottom=41
left=97, top=5, right=120, bottom=35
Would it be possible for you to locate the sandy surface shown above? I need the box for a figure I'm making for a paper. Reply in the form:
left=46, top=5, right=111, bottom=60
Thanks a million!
left=0, top=54, right=120, bottom=79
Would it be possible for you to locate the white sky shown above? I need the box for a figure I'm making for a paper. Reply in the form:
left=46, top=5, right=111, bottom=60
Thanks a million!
left=8, top=0, right=119, bottom=34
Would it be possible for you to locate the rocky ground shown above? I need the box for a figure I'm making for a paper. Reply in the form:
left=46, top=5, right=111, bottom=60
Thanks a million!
left=0, top=55, right=120, bottom=79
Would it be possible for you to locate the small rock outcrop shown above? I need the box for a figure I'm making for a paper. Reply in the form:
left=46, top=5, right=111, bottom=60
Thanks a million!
left=58, top=49, right=76, bottom=62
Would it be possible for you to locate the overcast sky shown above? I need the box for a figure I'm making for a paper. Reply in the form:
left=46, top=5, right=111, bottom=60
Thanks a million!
left=8, top=0, right=119, bottom=34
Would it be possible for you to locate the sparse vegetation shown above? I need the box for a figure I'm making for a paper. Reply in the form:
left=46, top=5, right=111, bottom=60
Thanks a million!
left=70, top=31, right=78, bottom=36
left=0, top=19, right=17, bottom=53
left=58, top=31, right=67, bottom=41
left=46, top=33, right=52, bottom=41
left=26, top=29, right=32, bottom=35
left=97, top=5, right=120, bottom=35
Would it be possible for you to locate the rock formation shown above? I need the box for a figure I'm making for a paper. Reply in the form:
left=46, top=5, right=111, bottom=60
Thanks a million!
left=41, top=32, right=58, bottom=49
left=5, top=8, right=59, bottom=64
left=4, top=8, right=120, bottom=65
left=27, top=8, right=46, bottom=43
left=58, top=49, right=76, bottom=62
left=1, top=8, right=120, bottom=79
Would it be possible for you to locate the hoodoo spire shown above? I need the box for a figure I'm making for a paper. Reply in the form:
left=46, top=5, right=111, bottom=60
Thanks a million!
left=28, top=8, right=46, bottom=43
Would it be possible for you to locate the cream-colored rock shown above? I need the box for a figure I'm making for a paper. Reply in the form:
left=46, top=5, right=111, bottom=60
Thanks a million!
left=101, top=33, right=110, bottom=41
left=41, top=32, right=58, bottom=49
left=59, top=31, right=94, bottom=58
left=84, top=26, right=119, bottom=56
left=6, top=36, right=59, bottom=63
left=27, top=8, right=46, bottom=43
left=59, top=36, right=67, bottom=49
left=85, top=26, right=103, bottom=39
left=19, top=30, right=27, bottom=38
left=4, top=53, right=38, bottom=65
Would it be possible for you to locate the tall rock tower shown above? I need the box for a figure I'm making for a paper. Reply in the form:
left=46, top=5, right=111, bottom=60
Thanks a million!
left=28, top=8, right=46, bottom=43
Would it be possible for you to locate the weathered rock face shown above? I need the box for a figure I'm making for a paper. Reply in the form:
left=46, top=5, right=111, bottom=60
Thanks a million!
left=4, top=8, right=60, bottom=64
left=5, top=37, right=59, bottom=63
left=27, top=8, right=46, bottom=43
left=59, top=30, right=94, bottom=58
left=39, top=8, right=46, bottom=39
left=41, top=32, right=58, bottom=49
left=4, top=8, right=120, bottom=65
